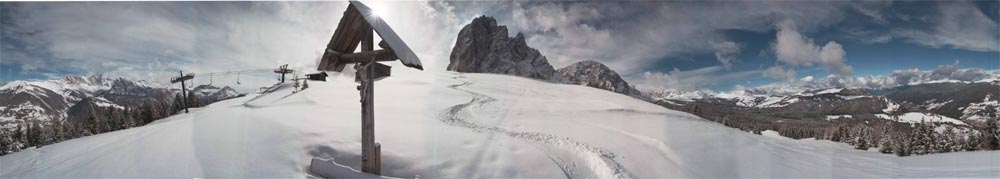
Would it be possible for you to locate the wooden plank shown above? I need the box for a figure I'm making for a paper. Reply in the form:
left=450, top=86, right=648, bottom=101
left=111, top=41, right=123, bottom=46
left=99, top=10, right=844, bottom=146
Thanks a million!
left=354, top=63, right=390, bottom=83
left=323, top=49, right=398, bottom=64
left=318, top=3, right=368, bottom=72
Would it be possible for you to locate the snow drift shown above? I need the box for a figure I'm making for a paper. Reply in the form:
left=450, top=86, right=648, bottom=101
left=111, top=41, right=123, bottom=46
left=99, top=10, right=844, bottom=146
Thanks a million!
left=1, top=72, right=998, bottom=178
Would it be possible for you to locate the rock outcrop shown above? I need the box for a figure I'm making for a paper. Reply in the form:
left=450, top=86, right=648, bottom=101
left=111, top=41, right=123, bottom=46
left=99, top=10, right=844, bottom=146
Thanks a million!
left=557, top=60, right=642, bottom=96
left=448, top=16, right=557, bottom=80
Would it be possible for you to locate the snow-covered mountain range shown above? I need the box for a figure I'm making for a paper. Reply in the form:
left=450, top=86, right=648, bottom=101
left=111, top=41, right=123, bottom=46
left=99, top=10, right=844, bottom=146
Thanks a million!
left=649, top=80, right=1000, bottom=124
left=0, top=75, right=163, bottom=124
left=0, top=75, right=246, bottom=155
left=0, top=75, right=249, bottom=128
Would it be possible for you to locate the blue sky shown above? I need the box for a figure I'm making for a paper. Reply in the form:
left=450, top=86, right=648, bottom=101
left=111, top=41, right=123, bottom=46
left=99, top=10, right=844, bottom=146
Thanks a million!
left=1, top=1, right=998, bottom=92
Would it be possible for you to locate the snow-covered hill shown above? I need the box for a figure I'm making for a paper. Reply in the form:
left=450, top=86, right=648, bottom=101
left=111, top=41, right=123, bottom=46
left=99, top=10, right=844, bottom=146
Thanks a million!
left=2, top=72, right=998, bottom=178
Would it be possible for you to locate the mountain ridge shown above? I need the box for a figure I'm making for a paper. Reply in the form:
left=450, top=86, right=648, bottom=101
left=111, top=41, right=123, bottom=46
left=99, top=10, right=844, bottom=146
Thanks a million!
left=0, top=75, right=244, bottom=155
left=448, top=16, right=641, bottom=97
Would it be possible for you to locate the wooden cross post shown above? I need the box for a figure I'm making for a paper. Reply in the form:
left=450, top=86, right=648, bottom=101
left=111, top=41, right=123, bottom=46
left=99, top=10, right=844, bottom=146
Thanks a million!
left=316, top=1, right=424, bottom=176
left=170, top=71, right=195, bottom=113
left=357, top=25, right=380, bottom=175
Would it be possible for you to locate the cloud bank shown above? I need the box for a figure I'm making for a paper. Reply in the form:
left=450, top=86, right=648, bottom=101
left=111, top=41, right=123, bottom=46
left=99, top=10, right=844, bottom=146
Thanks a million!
left=750, top=61, right=1000, bottom=95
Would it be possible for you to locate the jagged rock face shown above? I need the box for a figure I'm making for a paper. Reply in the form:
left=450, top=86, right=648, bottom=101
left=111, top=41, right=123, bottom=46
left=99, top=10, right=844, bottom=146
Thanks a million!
left=448, top=16, right=556, bottom=80
left=557, top=60, right=641, bottom=96
left=104, top=78, right=173, bottom=107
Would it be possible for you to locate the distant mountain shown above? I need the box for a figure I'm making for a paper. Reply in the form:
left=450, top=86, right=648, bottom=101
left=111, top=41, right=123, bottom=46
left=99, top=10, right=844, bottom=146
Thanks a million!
left=656, top=81, right=999, bottom=122
left=646, top=80, right=1000, bottom=154
left=0, top=75, right=171, bottom=124
left=191, top=85, right=243, bottom=104
left=645, top=89, right=714, bottom=104
left=0, top=75, right=247, bottom=155
left=557, top=60, right=641, bottom=97
left=448, top=16, right=557, bottom=80
left=653, top=81, right=1000, bottom=123
left=884, top=82, right=1000, bottom=122
left=0, top=75, right=116, bottom=123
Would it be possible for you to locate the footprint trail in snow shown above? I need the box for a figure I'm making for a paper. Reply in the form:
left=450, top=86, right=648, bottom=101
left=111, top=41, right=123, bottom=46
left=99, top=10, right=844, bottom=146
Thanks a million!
left=440, top=75, right=634, bottom=179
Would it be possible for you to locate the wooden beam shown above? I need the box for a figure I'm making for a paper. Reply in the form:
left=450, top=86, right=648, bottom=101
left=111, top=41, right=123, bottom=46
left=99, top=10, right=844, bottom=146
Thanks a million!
left=170, top=75, right=194, bottom=84
left=360, top=23, right=378, bottom=175
left=324, top=49, right=398, bottom=62
left=318, top=49, right=399, bottom=72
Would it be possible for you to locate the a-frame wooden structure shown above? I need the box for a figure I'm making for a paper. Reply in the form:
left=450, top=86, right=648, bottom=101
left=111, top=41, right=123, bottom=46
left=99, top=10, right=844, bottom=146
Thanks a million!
left=317, top=1, right=423, bottom=175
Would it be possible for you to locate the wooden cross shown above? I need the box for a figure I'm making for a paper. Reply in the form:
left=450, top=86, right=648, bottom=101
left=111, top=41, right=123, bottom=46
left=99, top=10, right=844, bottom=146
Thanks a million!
left=317, top=1, right=423, bottom=175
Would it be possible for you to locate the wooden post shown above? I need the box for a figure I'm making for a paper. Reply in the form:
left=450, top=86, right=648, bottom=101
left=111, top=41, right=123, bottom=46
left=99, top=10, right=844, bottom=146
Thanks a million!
left=359, top=25, right=379, bottom=174
left=374, top=142, right=381, bottom=175
left=178, top=71, right=189, bottom=113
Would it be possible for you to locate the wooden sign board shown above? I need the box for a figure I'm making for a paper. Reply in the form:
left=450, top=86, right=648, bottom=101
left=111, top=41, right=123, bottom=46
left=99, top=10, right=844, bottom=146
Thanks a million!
left=355, top=63, right=391, bottom=83
left=306, top=72, right=329, bottom=81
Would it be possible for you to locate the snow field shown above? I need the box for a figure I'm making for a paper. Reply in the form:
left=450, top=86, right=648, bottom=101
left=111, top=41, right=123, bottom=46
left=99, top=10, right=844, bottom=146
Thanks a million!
left=2, top=72, right=998, bottom=178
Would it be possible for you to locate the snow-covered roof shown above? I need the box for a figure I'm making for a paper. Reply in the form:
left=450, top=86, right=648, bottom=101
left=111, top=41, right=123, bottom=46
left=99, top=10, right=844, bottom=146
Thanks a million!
left=350, top=1, right=422, bottom=70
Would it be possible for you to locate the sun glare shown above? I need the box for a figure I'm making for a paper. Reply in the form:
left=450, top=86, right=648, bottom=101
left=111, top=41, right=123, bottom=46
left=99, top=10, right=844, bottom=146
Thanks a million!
left=366, top=1, right=389, bottom=19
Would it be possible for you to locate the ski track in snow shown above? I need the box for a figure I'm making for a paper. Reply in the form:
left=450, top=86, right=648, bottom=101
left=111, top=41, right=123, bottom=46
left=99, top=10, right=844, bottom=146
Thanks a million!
left=440, top=75, right=634, bottom=179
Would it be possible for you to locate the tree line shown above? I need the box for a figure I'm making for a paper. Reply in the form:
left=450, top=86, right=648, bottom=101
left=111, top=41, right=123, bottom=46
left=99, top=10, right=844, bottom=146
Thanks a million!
left=0, top=92, right=203, bottom=155
left=685, top=102, right=1000, bottom=156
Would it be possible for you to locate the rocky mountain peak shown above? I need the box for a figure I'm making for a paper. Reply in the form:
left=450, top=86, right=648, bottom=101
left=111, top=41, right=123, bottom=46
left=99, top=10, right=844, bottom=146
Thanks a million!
left=448, top=16, right=557, bottom=80
left=557, top=60, right=642, bottom=97
left=558, top=61, right=640, bottom=95
left=61, top=74, right=112, bottom=88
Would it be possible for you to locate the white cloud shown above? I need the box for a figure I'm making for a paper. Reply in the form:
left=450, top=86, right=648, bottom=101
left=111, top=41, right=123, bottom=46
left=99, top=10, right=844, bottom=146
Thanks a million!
left=490, top=1, right=853, bottom=75
left=636, top=65, right=760, bottom=91
left=747, top=64, right=1000, bottom=95
left=892, top=61, right=993, bottom=84
left=893, top=1, right=999, bottom=52
left=800, top=75, right=814, bottom=82
left=711, top=41, right=742, bottom=70
left=774, top=20, right=853, bottom=76
left=818, top=41, right=852, bottom=75
left=762, top=66, right=797, bottom=81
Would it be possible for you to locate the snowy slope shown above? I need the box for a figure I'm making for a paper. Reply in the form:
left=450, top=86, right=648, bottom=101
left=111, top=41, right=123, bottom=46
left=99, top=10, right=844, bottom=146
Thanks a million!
left=875, top=112, right=967, bottom=125
left=2, top=72, right=998, bottom=178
